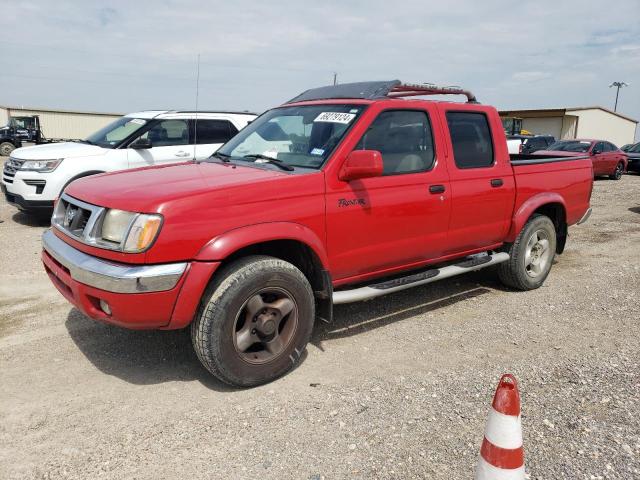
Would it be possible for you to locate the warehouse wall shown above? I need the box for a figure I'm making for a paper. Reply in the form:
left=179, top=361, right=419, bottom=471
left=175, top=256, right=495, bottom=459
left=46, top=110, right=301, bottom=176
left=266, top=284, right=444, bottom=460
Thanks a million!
left=521, top=117, right=563, bottom=138
left=560, top=115, right=578, bottom=139
left=571, top=109, right=637, bottom=147
left=0, top=107, right=8, bottom=127
left=3, top=107, right=122, bottom=140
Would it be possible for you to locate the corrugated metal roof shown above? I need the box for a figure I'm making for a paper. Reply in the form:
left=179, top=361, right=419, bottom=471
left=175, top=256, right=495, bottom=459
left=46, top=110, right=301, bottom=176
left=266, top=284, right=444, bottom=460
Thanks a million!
left=499, top=106, right=637, bottom=124
left=0, top=105, right=123, bottom=116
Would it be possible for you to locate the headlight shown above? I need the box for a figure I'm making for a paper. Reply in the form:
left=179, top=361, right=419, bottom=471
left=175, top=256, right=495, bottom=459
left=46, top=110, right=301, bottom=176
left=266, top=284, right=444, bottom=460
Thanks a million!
left=101, top=209, right=162, bottom=252
left=21, top=158, right=63, bottom=172
left=122, top=214, right=162, bottom=252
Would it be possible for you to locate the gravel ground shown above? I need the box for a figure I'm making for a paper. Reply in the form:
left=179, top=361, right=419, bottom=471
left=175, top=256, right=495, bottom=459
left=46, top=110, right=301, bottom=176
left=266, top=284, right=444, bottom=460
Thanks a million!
left=1, top=168, right=639, bottom=479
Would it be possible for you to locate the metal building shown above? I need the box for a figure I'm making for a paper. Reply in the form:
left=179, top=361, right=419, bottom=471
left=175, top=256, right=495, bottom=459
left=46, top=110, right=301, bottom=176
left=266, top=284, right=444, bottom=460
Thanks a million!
left=0, top=105, right=122, bottom=140
left=499, top=106, right=638, bottom=147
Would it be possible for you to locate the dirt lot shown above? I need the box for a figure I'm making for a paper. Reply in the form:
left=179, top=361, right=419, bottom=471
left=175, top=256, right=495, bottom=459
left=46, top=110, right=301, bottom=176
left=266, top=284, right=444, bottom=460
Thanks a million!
left=1, top=169, right=639, bottom=480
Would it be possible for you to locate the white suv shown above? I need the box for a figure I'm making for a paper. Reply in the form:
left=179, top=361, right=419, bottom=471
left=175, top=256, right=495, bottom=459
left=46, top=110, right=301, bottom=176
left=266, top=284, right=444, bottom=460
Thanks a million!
left=2, top=110, right=256, bottom=214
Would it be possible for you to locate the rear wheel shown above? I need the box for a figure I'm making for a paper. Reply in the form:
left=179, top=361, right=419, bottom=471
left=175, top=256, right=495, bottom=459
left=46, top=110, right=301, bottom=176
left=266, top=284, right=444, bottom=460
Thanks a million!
left=191, top=255, right=315, bottom=387
left=0, top=142, right=15, bottom=157
left=498, top=214, right=557, bottom=290
left=610, top=162, right=624, bottom=180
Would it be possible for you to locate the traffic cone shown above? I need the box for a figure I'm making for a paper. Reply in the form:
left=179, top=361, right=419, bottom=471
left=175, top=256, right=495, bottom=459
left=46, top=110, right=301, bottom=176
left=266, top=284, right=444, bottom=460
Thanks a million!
left=475, top=374, right=525, bottom=480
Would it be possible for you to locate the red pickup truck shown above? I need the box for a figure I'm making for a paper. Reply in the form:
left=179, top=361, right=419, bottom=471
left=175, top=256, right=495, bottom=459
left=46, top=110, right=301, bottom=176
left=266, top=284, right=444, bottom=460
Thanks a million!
left=42, top=81, right=593, bottom=387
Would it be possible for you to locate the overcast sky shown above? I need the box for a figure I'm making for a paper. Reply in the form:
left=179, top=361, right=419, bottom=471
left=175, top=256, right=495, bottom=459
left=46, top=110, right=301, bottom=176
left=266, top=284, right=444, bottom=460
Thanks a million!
left=1, top=1, right=639, bottom=137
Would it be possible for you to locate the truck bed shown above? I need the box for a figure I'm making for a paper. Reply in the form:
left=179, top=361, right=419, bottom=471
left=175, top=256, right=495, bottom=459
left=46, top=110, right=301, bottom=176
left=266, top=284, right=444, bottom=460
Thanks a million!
left=509, top=153, right=592, bottom=228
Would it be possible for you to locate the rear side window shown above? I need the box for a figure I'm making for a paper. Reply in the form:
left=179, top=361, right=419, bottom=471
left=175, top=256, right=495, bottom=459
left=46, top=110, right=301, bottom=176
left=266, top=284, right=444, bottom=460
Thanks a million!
left=194, top=119, right=239, bottom=144
left=355, top=110, right=435, bottom=175
left=446, top=112, right=494, bottom=168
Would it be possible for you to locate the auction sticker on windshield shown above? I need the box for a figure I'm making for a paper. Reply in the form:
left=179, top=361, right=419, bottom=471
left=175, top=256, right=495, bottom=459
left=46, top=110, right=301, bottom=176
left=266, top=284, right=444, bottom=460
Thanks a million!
left=314, top=112, right=356, bottom=124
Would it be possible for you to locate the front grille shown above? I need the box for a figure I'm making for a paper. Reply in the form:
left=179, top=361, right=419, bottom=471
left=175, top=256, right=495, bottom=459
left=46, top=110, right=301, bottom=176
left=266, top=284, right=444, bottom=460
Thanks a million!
left=3, top=157, right=25, bottom=183
left=52, top=194, right=105, bottom=242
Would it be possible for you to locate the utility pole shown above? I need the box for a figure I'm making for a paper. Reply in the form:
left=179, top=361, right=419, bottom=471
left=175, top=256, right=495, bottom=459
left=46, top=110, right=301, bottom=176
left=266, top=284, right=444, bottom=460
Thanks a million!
left=609, top=81, right=628, bottom=112
left=333, top=72, right=338, bottom=85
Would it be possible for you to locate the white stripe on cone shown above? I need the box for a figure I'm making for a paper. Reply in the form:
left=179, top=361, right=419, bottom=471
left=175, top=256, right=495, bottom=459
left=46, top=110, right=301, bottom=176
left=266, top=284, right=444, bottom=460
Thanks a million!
left=484, top=409, right=523, bottom=450
left=476, top=457, right=525, bottom=480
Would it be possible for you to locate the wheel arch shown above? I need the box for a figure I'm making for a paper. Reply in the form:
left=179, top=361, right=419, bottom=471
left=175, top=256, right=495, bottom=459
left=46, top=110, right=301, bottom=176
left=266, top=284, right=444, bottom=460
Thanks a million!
left=60, top=170, right=106, bottom=195
left=507, top=193, right=568, bottom=253
left=195, top=223, right=333, bottom=322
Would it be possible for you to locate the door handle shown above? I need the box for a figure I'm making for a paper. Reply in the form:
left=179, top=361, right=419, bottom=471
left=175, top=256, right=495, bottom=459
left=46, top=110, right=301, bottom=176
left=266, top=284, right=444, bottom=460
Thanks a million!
left=175, top=151, right=191, bottom=157
left=429, top=184, right=446, bottom=194
left=491, top=178, right=504, bottom=187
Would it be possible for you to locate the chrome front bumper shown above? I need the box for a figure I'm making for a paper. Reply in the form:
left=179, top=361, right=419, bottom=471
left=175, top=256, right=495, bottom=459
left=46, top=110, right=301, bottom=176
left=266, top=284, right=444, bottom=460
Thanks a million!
left=42, top=230, right=187, bottom=293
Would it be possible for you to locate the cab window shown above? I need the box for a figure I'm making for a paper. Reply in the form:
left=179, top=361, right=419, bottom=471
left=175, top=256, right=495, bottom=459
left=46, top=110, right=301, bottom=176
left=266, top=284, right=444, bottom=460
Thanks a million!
left=446, top=112, right=494, bottom=168
left=355, top=110, right=435, bottom=175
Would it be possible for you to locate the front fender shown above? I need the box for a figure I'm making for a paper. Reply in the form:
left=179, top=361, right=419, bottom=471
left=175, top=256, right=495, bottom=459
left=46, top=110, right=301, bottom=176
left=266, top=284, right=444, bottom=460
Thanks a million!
left=194, top=222, right=329, bottom=268
left=506, top=192, right=566, bottom=242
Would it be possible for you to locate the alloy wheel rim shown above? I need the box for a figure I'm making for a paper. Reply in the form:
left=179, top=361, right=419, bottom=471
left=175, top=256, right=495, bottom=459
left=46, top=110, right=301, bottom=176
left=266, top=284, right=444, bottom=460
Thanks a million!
left=524, top=229, right=552, bottom=278
left=615, top=163, right=623, bottom=179
left=232, top=287, right=298, bottom=365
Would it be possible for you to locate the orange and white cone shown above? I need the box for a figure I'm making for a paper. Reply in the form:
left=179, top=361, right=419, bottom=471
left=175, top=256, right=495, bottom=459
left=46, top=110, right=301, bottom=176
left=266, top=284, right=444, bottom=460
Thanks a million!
left=475, top=374, right=525, bottom=480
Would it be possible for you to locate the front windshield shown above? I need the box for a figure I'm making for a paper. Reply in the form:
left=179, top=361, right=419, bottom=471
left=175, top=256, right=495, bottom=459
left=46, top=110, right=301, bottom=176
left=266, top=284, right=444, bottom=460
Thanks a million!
left=215, top=104, right=367, bottom=169
left=545, top=140, right=591, bottom=153
left=85, top=117, right=148, bottom=148
left=629, top=143, right=640, bottom=153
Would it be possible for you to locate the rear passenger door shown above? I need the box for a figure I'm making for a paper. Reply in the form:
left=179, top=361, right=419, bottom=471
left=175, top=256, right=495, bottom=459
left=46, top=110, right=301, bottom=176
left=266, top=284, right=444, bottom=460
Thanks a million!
left=191, top=119, right=239, bottom=160
left=442, top=108, right=516, bottom=254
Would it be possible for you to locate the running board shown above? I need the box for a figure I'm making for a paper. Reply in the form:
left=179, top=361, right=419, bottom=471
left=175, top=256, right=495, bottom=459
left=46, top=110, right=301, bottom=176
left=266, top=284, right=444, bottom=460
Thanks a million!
left=332, top=252, right=510, bottom=304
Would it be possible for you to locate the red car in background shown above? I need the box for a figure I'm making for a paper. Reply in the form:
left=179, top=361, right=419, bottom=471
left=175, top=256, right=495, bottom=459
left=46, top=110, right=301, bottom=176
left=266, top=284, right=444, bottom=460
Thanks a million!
left=541, top=139, right=628, bottom=180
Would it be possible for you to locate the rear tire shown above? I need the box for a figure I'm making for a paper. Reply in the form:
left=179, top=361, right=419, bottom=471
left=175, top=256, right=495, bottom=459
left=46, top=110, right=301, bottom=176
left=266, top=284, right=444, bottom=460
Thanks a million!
left=191, top=255, right=315, bottom=387
left=0, top=142, right=15, bottom=157
left=498, top=214, right=557, bottom=290
left=610, top=162, right=624, bottom=180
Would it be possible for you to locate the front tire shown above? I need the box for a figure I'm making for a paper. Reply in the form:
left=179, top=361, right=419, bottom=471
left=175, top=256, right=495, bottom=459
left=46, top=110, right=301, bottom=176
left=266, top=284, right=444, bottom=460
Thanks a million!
left=610, top=162, right=624, bottom=180
left=191, top=255, right=315, bottom=387
left=498, top=214, right=557, bottom=290
left=0, top=142, right=15, bottom=157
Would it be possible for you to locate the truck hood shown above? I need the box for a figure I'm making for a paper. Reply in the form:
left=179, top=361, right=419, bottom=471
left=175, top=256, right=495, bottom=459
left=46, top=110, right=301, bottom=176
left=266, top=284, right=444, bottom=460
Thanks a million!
left=66, top=161, right=292, bottom=212
left=10, top=141, right=106, bottom=160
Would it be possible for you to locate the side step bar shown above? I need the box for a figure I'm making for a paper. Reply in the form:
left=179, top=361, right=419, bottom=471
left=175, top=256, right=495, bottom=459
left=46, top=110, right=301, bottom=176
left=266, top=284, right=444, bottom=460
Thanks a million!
left=332, top=252, right=510, bottom=304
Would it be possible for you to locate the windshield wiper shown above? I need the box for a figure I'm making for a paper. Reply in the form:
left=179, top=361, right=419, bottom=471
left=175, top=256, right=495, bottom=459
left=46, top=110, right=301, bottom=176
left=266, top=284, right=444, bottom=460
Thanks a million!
left=243, top=154, right=294, bottom=171
left=211, top=151, right=232, bottom=162
left=75, top=139, right=95, bottom=145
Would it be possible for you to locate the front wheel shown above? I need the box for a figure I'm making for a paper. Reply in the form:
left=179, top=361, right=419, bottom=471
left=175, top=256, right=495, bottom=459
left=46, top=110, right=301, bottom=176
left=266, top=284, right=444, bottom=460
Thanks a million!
left=191, top=255, right=315, bottom=387
left=610, top=162, right=624, bottom=180
left=0, top=142, right=15, bottom=157
left=498, top=214, right=557, bottom=290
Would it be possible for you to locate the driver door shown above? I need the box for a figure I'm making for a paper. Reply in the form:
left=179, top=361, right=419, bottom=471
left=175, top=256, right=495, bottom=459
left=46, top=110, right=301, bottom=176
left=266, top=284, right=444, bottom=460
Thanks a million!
left=325, top=107, right=451, bottom=282
left=127, top=119, right=192, bottom=168
left=590, top=142, right=607, bottom=175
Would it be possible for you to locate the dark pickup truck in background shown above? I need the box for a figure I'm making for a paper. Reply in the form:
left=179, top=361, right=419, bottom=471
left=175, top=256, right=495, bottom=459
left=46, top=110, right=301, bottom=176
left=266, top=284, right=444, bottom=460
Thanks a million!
left=41, top=81, right=594, bottom=387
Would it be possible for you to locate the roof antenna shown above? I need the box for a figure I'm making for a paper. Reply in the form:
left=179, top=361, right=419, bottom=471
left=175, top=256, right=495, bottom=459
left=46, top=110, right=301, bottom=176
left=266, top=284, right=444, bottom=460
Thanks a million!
left=193, top=53, right=201, bottom=160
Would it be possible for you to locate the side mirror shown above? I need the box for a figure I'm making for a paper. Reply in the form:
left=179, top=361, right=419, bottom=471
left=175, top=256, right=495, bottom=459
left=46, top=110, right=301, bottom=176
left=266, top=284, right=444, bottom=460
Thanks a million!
left=130, top=137, right=152, bottom=149
left=339, top=150, right=383, bottom=181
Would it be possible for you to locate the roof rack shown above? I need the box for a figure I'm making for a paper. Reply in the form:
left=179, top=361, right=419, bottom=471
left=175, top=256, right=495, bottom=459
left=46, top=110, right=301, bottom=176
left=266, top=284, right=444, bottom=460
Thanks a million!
left=286, top=80, right=478, bottom=104
left=387, top=83, right=477, bottom=103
